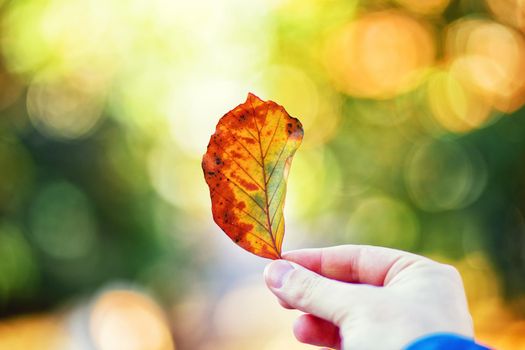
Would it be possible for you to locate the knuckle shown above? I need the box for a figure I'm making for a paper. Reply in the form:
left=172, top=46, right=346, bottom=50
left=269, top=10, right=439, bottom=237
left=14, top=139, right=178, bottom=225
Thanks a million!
left=437, top=264, right=467, bottom=294
left=332, top=300, right=352, bottom=325
left=441, top=263, right=462, bottom=281
left=289, top=271, right=321, bottom=309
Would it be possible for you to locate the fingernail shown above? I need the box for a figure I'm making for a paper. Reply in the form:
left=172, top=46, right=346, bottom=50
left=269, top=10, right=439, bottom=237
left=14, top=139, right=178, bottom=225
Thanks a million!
left=265, top=260, right=294, bottom=289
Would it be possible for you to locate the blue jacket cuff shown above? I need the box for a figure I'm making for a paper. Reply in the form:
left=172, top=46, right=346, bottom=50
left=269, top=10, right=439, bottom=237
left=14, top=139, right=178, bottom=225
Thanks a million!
left=405, top=333, right=492, bottom=350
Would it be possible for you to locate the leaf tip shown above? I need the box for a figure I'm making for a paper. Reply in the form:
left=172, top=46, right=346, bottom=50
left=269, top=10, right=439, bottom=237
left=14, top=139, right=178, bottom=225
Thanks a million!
left=246, top=92, right=262, bottom=103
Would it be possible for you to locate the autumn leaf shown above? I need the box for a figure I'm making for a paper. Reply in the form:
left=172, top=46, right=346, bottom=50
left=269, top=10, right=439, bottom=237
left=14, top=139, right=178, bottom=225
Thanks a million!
left=202, top=93, right=304, bottom=259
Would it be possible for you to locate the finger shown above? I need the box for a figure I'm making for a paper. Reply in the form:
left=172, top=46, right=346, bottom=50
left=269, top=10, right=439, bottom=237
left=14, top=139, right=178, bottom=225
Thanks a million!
left=294, top=314, right=341, bottom=349
left=282, top=245, right=427, bottom=286
left=264, top=260, right=364, bottom=324
left=278, top=297, right=294, bottom=309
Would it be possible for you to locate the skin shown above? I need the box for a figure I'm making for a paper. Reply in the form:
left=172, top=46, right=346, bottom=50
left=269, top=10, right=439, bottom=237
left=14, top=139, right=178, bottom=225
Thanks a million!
left=263, top=245, right=474, bottom=350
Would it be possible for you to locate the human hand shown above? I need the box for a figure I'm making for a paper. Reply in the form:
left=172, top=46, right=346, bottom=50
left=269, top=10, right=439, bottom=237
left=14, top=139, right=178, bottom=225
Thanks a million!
left=263, top=245, right=473, bottom=350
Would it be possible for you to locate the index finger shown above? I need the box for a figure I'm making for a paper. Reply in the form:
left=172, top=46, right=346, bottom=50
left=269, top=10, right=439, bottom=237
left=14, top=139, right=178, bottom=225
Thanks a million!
left=282, top=245, right=428, bottom=286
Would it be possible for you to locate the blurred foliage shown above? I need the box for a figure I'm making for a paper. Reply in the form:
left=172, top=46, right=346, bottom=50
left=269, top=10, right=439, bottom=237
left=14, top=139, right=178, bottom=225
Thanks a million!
left=0, top=0, right=525, bottom=348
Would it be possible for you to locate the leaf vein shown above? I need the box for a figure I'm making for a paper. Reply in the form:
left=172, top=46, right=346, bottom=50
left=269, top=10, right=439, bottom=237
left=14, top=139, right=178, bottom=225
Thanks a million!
left=272, top=207, right=284, bottom=244
left=249, top=97, right=281, bottom=257
left=263, top=108, right=282, bottom=159
left=268, top=172, right=285, bottom=209
left=270, top=189, right=286, bottom=227
left=219, top=171, right=267, bottom=215
left=246, top=232, right=278, bottom=251
left=243, top=127, right=258, bottom=142
left=213, top=142, right=265, bottom=190
left=230, top=135, right=263, bottom=167
left=265, top=138, right=289, bottom=185
left=212, top=191, right=269, bottom=233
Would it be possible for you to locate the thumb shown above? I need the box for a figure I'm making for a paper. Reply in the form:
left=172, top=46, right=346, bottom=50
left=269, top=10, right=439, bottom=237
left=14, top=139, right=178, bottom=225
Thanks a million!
left=264, top=260, right=357, bottom=325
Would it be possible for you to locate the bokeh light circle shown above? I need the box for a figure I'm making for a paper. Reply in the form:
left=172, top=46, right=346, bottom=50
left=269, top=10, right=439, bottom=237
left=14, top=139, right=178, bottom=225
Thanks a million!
left=27, top=78, right=104, bottom=140
left=346, top=195, right=419, bottom=249
left=0, top=223, right=37, bottom=304
left=426, top=69, right=494, bottom=133
left=324, top=10, right=435, bottom=99
left=445, top=19, right=525, bottom=113
left=485, top=0, right=525, bottom=34
left=212, top=276, right=297, bottom=343
left=90, top=289, right=175, bottom=350
left=287, top=147, right=342, bottom=219
left=404, top=140, right=487, bottom=212
left=29, top=181, right=98, bottom=260
left=148, top=141, right=210, bottom=214
left=253, top=65, right=318, bottom=133
left=167, top=77, right=248, bottom=156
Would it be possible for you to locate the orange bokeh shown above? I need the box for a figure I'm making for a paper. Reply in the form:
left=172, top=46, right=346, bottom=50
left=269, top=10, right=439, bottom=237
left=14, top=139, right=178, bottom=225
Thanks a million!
left=324, top=10, right=435, bottom=99
left=445, top=19, right=525, bottom=113
left=485, top=0, right=525, bottom=34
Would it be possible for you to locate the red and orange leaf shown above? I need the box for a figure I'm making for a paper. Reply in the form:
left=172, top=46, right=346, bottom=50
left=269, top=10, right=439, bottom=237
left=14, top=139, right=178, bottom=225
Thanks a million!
left=202, top=93, right=303, bottom=259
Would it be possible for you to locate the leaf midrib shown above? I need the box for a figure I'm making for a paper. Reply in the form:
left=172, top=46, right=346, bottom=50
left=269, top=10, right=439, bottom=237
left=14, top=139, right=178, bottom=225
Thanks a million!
left=250, top=100, right=282, bottom=258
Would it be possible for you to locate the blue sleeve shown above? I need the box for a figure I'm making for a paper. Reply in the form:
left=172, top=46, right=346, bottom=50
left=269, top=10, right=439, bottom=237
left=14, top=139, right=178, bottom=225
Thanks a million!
left=405, top=333, right=492, bottom=350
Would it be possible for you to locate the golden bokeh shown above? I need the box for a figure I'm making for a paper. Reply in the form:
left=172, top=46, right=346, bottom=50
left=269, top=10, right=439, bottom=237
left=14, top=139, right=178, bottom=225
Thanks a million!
left=426, top=69, right=494, bottom=133
left=445, top=19, right=525, bottom=113
left=0, top=315, right=67, bottom=350
left=324, top=10, right=435, bottom=99
left=395, top=0, right=451, bottom=15
left=485, top=0, right=525, bottom=34
left=90, top=290, right=175, bottom=350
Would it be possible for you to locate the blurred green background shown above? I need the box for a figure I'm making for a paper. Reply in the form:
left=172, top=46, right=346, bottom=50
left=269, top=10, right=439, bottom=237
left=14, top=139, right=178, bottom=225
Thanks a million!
left=0, top=0, right=525, bottom=349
